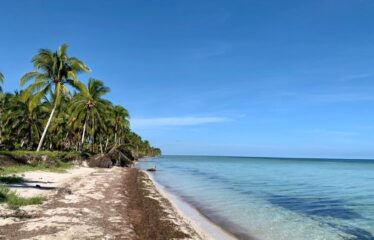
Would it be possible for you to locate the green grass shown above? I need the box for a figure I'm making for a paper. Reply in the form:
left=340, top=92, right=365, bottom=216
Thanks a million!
left=0, top=150, right=83, bottom=160
left=0, top=161, right=73, bottom=175
left=0, top=176, right=24, bottom=184
left=0, top=184, right=44, bottom=209
left=0, top=150, right=76, bottom=175
left=0, top=150, right=76, bottom=209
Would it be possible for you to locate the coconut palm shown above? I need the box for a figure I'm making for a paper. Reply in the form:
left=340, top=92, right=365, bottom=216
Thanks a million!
left=111, top=105, right=130, bottom=146
left=0, top=45, right=160, bottom=159
left=20, top=44, right=90, bottom=151
left=3, top=92, right=44, bottom=149
left=44, top=93, right=74, bottom=150
left=70, top=78, right=110, bottom=148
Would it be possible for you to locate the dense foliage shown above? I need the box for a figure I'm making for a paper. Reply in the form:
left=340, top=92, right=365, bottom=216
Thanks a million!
left=0, top=44, right=161, bottom=160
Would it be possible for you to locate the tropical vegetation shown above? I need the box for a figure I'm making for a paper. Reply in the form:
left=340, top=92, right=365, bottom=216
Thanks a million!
left=0, top=44, right=161, bottom=162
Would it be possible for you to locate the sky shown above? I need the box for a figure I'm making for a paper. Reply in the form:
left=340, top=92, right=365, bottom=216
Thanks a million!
left=1, top=0, right=374, bottom=158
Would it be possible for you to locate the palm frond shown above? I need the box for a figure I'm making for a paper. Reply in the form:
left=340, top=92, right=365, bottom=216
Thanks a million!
left=20, top=71, right=39, bottom=86
left=28, top=85, right=50, bottom=112
left=69, top=57, right=91, bottom=73
left=58, top=43, right=69, bottom=58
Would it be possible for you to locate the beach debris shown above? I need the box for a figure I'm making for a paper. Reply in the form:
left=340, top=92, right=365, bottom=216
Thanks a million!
left=57, top=187, right=73, bottom=195
left=0, top=209, right=38, bottom=219
left=88, top=154, right=113, bottom=168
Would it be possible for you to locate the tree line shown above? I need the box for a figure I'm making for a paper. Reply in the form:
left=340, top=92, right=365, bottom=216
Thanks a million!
left=0, top=44, right=161, bottom=162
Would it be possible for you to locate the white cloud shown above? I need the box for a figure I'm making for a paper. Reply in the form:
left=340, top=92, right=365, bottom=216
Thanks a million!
left=131, top=116, right=229, bottom=128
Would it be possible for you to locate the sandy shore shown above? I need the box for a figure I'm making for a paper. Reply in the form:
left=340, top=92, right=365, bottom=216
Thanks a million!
left=0, top=166, right=212, bottom=239
left=144, top=171, right=238, bottom=240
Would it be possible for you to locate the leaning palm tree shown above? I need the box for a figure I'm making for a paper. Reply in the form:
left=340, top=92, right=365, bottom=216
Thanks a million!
left=44, top=92, right=73, bottom=150
left=20, top=44, right=90, bottom=151
left=69, top=78, right=110, bottom=148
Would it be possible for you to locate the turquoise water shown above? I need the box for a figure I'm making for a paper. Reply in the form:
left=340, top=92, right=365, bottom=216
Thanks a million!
left=136, top=155, right=374, bottom=240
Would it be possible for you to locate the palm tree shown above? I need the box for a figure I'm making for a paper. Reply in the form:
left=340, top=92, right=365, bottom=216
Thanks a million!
left=70, top=78, right=110, bottom=148
left=111, top=105, right=130, bottom=146
left=3, top=91, right=44, bottom=149
left=20, top=44, right=90, bottom=151
left=44, top=93, right=73, bottom=150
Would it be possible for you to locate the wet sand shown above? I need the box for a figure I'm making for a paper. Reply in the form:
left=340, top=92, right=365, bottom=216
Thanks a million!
left=144, top=171, right=238, bottom=240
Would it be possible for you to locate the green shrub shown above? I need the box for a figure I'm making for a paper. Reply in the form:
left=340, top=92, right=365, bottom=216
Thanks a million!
left=0, top=184, right=44, bottom=209
left=0, top=176, right=24, bottom=184
left=0, top=150, right=83, bottom=174
left=0, top=161, right=73, bottom=175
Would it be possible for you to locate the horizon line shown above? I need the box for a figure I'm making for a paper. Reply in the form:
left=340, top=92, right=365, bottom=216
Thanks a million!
left=158, top=154, right=374, bottom=161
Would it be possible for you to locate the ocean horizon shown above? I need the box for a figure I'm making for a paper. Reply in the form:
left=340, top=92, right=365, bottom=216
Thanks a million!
left=159, top=154, right=374, bottom=162
left=137, top=155, right=374, bottom=240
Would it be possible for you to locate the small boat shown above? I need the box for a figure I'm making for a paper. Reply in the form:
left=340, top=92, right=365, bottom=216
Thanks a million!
left=146, top=165, right=157, bottom=172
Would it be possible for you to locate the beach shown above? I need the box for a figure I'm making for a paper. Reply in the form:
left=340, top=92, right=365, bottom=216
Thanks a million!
left=2, top=155, right=374, bottom=240
left=0, top=166, right=223, bottom=239
left=143, top=171, right=238, bottom=240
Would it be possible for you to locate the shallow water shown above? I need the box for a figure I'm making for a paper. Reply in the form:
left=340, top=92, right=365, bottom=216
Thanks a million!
left=137, top=156, right=374, bottom=240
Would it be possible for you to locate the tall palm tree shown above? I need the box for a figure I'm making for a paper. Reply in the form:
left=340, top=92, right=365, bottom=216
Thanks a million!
left=70, top=78, right=110, bottom=148
left=20, top=44, right=90, bottom=151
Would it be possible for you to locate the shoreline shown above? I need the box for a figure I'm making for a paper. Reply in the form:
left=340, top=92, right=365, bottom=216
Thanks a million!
left=125, top=168, right=203, bottom=239
left=1, top=165, right=224, bottom=239
left=1, top=163, right=240, bottom=239
left=143, top=170, right=238, bottom=240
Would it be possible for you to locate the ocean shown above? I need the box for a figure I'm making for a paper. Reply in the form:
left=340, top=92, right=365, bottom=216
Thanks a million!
left=136, top=155, right=374, bottom=240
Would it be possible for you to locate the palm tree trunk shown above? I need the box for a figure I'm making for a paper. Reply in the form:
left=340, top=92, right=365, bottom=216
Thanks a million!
left=99, top=138, right=103, bottom=154
left=114, top=123, right=118, bottom=146
left=105, top=137, right=109, bottom=152
left=91, top=118, right=95, bottom=152
left=29, top=124, right=32, bottom=148
left=81, top=111, right=90, bottom=145
left=37, top=103, right=57, bottom=152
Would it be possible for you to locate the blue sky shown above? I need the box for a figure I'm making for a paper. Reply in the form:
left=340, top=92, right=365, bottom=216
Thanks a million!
left=1, top=0, right=374, bottom=158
